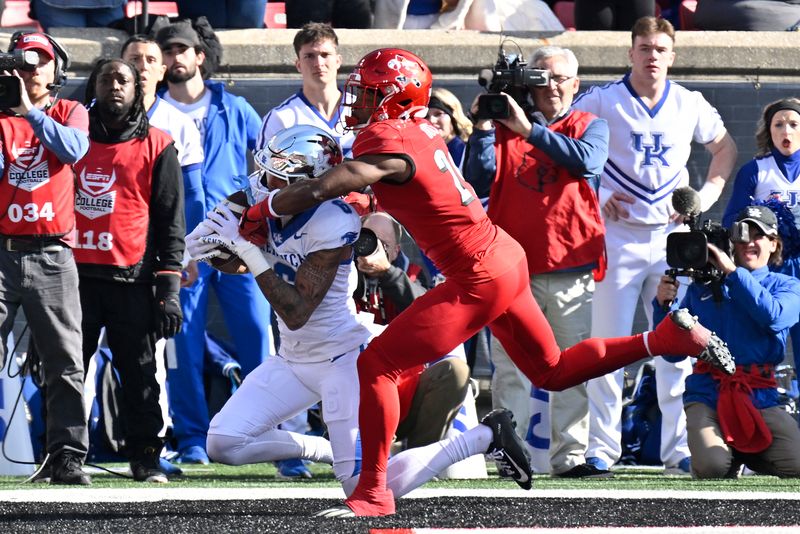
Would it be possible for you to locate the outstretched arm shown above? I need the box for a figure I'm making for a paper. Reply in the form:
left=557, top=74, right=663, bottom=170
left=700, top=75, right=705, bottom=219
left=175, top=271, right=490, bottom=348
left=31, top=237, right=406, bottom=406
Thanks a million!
left=239, top=154, right=410, bottom=237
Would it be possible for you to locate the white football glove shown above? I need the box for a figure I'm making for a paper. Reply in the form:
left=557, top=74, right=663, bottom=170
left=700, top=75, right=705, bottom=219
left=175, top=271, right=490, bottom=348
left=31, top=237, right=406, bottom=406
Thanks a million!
left=186, top=221, right=222, bottom=263
left=202, top=204, right=271, bottom=276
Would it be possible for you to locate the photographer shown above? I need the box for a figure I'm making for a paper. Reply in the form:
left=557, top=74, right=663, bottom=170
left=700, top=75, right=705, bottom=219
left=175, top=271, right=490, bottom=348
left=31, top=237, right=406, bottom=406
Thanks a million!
left=354, top=212, right=470, bottom=450
left=0, top=32, right=90, bottom=483
left=466, top=45, right=609, bottom=478
left=654, top=206, right=800, bottom=479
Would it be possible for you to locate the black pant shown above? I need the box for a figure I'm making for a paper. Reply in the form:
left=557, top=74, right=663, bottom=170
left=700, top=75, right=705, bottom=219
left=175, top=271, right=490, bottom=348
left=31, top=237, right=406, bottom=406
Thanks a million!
left=79, top=277, right=163, bottom=454
left=574, top=0, right=655, bottom=30
left=285, top=0, right=373, bottom=28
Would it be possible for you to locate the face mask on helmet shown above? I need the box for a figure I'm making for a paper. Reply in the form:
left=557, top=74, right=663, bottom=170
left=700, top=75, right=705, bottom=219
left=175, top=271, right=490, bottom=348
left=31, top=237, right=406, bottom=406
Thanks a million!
left=256, top=125, right=344, bottom=186
left=343, top=48, right=432, bottom=130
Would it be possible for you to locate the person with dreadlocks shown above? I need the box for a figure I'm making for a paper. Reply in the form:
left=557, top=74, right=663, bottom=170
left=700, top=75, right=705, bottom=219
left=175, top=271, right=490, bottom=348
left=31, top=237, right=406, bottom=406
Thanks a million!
left=74, top=58, right=184, bottom=483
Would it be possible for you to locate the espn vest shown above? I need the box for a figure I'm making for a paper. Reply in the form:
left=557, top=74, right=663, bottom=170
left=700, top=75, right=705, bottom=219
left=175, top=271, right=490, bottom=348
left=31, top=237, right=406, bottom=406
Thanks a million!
left=73, top=128, right=173, bottom=266
left=0, top=100, right=83, bottom=237
left=489, top=110, right=605, bottom=275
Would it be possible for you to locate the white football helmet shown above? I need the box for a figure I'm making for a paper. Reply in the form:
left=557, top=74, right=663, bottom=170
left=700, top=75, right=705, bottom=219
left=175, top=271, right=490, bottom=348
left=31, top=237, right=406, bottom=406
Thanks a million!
left=254, top=125, right=344, bottom=187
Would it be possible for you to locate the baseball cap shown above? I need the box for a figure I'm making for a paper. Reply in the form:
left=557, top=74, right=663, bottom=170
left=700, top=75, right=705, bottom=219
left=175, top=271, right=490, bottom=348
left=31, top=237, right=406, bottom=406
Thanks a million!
left=14, top=33, right=55, bottom=60
left=735, top=205, right=778, bottom=237
left=155, top=21, right=200, bottom=50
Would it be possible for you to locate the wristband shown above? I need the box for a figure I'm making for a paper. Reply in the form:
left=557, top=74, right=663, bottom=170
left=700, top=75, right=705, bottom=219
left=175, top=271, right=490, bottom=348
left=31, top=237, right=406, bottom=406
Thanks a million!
left=267, top=189, right=281, bottom=218
left=238, top=243, right=271, bottom=277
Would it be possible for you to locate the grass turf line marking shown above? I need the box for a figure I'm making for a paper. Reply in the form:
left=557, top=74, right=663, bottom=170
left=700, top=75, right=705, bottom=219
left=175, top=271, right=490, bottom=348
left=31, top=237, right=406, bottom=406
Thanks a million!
left=3, top=487, right=800, bottom=503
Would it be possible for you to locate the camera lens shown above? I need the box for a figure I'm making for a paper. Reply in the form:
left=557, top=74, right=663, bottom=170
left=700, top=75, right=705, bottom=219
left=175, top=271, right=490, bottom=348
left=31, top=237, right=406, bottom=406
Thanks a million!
left=353, top=228, right=379, bottom=257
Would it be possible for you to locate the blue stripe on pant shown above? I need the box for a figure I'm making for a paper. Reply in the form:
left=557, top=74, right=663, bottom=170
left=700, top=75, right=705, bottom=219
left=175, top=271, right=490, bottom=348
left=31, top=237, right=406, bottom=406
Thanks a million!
left=167, top=267, right=271, bottom=451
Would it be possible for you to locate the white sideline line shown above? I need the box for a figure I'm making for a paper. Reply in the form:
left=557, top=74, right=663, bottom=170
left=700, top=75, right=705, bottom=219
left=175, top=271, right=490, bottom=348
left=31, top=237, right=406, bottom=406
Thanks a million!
left=1, top=487, right=800, bottom=503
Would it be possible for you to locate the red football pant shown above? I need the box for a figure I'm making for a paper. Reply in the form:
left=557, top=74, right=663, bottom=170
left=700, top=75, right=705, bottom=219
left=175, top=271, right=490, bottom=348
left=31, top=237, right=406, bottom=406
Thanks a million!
left=351, top=256, right=650, bottom=501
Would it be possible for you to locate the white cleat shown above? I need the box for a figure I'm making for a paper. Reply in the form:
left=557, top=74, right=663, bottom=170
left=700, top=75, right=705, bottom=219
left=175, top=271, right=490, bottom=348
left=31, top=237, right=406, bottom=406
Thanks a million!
left=314, top=505, right=356, bottom=518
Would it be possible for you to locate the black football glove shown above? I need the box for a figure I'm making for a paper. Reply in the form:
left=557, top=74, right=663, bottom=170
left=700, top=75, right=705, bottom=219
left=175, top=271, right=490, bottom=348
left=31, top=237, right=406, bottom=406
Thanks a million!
left=154, top=272, right=183, bottom=339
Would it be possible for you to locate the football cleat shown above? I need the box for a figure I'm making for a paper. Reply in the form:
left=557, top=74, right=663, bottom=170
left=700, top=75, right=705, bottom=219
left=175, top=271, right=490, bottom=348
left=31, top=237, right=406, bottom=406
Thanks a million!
left=647, top=308, right=735, bottom=375
left=480, top=408, right=533, bottom=490
left=314, top=505, right=356, bottom=518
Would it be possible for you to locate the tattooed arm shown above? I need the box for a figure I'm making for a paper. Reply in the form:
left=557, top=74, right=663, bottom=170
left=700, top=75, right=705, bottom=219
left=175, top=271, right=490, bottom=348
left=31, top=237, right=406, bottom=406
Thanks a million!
left=254, top=245, right=352, bottom=330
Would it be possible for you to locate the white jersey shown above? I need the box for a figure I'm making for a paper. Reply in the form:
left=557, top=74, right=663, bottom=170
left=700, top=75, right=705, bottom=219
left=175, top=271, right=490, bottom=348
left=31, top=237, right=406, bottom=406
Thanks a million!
left=148, top=95, right=204, bottom=168
left=751, top=154, right=800, bottom=204
left=255, top=90, right=355, bottom=157
left=263, top=198, right=371, bottom=363
left=573, top=75, right=726, bottom=226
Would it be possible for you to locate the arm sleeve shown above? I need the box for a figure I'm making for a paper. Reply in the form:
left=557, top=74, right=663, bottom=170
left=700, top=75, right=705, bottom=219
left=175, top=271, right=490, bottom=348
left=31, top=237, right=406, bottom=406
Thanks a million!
left=722, top=161, right=759, bottom=228
left=151, top=144, right=185, bottom=272
left=465, top=128, right=496, bottom=197
left=244, top=102, right=262, bottom=152
left=182, top=162, right=205, bottom=234
left=726, top=268, right=800, bottom=332
left=26, top=105, right=89, bottom=164
left=377, top=265, right=427, bottom=313
left=527, top=117, right=609, bottom=179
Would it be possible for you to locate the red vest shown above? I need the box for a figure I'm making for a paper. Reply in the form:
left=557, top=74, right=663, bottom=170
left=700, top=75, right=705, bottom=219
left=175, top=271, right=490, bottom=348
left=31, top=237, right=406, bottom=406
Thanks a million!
left=73, top=127, right=173, bottom=267
left=0, top=100, right=84, bottom=237
left=489, top=111, right=605, bottom=275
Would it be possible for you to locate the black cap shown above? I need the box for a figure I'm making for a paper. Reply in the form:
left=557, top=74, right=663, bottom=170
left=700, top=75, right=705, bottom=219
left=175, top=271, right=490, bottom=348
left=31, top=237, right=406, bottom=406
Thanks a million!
left=155, top=21, right=200, bottom=50
left=736, top=205, right=778, bottom=236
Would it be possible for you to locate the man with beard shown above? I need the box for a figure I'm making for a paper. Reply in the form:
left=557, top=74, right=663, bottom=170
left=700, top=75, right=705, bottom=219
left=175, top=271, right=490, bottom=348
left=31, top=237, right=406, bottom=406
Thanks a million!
left=120, top=34, right=204, bottom=279
left=154, top=20, right=270, bottom=465
left=0, top=32, right=90, bottom=484
left=74, top=58, right=184, bottom=483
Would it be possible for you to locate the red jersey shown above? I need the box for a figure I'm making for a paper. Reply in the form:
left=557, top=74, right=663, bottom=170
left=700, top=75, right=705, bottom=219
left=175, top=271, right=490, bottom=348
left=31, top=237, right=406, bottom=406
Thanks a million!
left=353, top=118, right=523, bottom=279
left=0, top=100, right=87, bottom=237
left=73, top=128, right=173, bottom=267
left=490, top=111, right=605, bottom=275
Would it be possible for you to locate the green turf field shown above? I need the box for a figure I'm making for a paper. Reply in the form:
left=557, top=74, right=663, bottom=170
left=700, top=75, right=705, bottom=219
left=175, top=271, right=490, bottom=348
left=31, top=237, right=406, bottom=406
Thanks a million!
left=3, top=461, right=800, bottom=493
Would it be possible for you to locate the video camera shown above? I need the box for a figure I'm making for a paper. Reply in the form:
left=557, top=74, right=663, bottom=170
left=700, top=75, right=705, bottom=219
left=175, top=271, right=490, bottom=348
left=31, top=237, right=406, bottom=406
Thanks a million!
left=476, top=44, right=549, bottom=120
left=353, top=228, right=388, bottom=258
left=0, top=49, right=39, bottom=109
left=665, top=187, right=749, bottom=297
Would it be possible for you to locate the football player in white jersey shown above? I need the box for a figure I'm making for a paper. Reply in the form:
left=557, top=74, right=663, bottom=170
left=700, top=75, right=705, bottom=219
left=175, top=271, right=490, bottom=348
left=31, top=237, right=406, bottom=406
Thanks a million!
left=571, top=16, right=738, bottom=475
left=255, top=23, right=354, bottom=157
left=188, top=125, right=532, bottom=504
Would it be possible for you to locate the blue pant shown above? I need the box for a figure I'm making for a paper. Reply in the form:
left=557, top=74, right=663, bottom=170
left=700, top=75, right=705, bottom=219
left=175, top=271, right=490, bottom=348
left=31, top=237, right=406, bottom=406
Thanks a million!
left=32, top=0, right=124, bottom=32
left=176, top=0, right=267, bottom=28
left=167, top=268, right=271, bottom=450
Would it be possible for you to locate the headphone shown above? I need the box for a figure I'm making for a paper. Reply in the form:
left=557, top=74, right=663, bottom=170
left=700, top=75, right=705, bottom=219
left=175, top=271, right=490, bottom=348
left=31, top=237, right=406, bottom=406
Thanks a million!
left=7, top=31, right=71, bottom=90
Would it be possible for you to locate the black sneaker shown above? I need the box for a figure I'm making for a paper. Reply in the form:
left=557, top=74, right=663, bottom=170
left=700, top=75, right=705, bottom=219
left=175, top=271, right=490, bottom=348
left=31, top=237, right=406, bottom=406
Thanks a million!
left=50, top=451, right=91, bottom=486
left=480, top=408, right=532, bottom=490
left=553, top=463, right=613, bottom=479
left=130, top=446, right=169, bottom=484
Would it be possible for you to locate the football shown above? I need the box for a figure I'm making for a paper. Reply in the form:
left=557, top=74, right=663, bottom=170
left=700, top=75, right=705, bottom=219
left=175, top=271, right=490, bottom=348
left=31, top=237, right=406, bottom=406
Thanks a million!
left=206, top=190, right=250, bottom=275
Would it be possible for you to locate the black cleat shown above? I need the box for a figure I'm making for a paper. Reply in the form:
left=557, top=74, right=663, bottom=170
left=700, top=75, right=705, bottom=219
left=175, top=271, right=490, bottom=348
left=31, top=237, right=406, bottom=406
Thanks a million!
left=553, top=463, right=613, bottom=479
left=130, top=446, right=169, bottom=484
left=50, top=451, right=91, bottom=486
left=480, top=408, right=533, bottom=490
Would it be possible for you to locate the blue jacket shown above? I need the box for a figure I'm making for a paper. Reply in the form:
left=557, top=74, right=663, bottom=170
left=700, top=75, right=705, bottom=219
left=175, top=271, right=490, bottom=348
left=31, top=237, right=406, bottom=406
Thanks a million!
left=160, top=80, right=261, bottom=210
left=653, top=266, right=800, bottom=410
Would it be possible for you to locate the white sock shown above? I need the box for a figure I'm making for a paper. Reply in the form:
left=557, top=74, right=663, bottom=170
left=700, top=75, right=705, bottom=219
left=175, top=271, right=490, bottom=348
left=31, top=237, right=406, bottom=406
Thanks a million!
left=386, top=424, right=493, bottom=498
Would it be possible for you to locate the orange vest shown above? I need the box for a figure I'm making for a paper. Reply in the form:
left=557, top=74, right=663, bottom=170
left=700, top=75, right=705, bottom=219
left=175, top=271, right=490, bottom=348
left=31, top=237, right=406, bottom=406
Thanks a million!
left=489, top=111, right=605, bottom=275
left=73, top=128, right=173, bottom=267
left=0, top=100, right=84, bottom=237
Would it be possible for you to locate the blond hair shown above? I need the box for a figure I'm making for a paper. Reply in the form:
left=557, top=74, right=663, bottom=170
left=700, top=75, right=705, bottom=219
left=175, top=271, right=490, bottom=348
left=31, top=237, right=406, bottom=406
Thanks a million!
left=430, top=87, right=472, bottom=142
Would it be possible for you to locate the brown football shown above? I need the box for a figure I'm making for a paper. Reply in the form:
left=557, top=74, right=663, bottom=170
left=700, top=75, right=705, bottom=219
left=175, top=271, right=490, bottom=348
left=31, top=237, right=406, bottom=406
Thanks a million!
left=207, top=190, right=249, bottom=275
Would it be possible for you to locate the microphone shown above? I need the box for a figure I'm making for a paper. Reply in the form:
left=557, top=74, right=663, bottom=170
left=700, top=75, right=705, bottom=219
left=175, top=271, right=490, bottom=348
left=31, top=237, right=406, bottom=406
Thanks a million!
left=671, top=186, right=702, bottom=218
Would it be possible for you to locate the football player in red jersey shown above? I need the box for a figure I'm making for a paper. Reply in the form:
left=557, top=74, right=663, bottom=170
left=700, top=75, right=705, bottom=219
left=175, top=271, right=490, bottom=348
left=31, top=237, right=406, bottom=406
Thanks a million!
left=238, top=48, right=735, bottom=517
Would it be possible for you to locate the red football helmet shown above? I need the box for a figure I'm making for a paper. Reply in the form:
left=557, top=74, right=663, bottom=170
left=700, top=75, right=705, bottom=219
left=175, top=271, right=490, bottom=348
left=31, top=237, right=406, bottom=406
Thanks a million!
left=344, top=48, right=432, bottom=129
